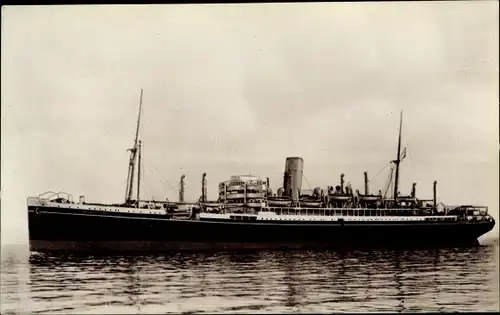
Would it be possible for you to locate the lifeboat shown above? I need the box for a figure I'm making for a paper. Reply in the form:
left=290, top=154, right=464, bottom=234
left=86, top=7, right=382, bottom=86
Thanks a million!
left=358, top=195, right=379, bottom=202
left=328, top=194, right=351, bottom=201
left=225, top=193, right=246, bottom=199
left=247, top=202, right=266, bottom=208
left=300, top=200, right=322, bottom=208
left=267, top=198, right=292, bottom=207
left=225, top=203, right=245, bottom=207
left=202, top=201, right=222, bottom=208
left=397, top=195, right=416, bottom=201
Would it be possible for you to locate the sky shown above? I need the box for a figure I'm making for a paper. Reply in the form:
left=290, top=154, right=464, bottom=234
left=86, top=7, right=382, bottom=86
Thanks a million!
left=1, top=2, right=499, bottom=244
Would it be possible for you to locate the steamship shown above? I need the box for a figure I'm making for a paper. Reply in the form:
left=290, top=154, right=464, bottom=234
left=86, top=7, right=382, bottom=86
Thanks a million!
left=27, top=91, right=496, bottom=252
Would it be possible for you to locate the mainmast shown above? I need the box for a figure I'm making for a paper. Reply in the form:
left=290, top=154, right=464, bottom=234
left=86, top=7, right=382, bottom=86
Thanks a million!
left=124, top=89, right=144, bottom=204
left=393, top=110, right=403, bottom=200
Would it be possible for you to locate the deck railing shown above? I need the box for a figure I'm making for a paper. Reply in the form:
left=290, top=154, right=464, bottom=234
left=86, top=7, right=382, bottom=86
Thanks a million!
left=257, top=205, right=489, bottom=217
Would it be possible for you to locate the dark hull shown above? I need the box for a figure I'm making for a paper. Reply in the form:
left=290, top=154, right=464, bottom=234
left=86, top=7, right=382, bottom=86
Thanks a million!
left=28, top=207, right=495, bottom=253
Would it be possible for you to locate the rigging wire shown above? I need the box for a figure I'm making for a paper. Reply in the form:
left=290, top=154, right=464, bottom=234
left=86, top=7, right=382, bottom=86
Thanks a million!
left=371, top=160, right=391, bottom=195
left=147, top=163, right=178, bottom=192
left=141, top=147, right=150, bottom=201
left=383, top=163, right=395, bottom=199
left=141, top=144, right=161, bottom=201
left=143, top=164, right=175, bottom=194
left=374, top=161, right=391, bottom=179
left=302, top=173, right=312, bottom=190
left=140, top=142, right=144, bottom=201
left=143, top=165, right=169, bottom=201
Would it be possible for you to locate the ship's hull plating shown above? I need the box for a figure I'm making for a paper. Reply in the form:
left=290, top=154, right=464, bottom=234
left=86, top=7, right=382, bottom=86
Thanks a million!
left=28, top=207, right=494, bottom=253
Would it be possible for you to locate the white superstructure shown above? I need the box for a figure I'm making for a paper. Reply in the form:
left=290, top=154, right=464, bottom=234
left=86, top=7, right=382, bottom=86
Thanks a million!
left=219, top=175, right=267, bottom=208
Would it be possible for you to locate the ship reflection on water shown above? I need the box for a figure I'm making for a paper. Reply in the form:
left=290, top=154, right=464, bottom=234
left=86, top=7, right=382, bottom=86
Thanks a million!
left=1, top=244, right=498, bottom=313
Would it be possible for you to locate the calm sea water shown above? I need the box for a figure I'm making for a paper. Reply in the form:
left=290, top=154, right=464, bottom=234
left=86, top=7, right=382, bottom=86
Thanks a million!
left=1, top=241, right=499, bottom=314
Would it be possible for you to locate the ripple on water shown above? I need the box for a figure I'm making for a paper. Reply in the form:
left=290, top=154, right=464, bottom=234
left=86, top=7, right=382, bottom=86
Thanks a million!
left=1, top=245, right=499, bottom=313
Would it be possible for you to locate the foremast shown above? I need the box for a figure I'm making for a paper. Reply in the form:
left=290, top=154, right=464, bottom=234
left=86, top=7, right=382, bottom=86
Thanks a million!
left=393, top=110, right=403, bottom=200
left=124, top=89, right=143, bottom=205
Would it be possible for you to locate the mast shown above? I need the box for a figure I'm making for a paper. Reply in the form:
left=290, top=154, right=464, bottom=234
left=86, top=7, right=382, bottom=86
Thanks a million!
left=124, top=89, right=144, bottom=203
left=137, top=140, right=142, bottom=207
left=393, top=110, right=403, bottom=200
